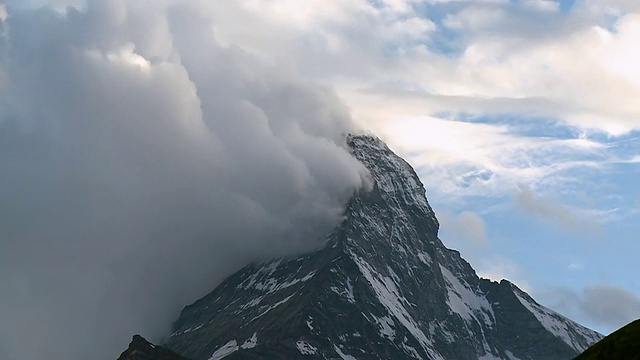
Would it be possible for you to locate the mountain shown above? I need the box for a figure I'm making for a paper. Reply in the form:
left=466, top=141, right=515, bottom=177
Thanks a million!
left=162, top=135, right=602, bottom=360
left=574, top=319, right=640, bottom=360
left=117, top=335, right=189, bottom=360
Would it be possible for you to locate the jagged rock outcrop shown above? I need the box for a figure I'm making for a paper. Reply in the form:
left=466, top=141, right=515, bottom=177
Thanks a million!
left=117, top=335, right=189, bottom=360
left=163, top=135, right=602, bottom=359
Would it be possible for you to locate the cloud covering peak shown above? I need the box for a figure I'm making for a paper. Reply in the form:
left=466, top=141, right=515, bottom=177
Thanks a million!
left=0, top=2, right=368, bottom=359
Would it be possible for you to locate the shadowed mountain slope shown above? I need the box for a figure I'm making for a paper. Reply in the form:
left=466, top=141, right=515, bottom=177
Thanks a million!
left=574, top=319, right=640, bottom=360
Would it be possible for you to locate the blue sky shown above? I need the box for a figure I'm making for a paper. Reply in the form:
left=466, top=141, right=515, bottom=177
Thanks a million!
left=374, top=0, right=640, bottom=334
left=0, top=1, right=638, bottom=356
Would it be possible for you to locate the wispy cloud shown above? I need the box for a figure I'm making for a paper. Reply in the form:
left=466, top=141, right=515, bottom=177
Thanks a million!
left=544, top=284, right=640, bottom=333
left=514, top=184, right=609, bottom=233
left=476, top=255, right=532, bottom=294
left=438, top=209, right=488, bottom=246
left=372, top=116, right=608, bottom=202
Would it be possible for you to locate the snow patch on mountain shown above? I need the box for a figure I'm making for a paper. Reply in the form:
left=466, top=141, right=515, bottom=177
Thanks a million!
left=505, top=350, right=522, bottom=360
left=208, top=340, right=238, bottom=360
left=240, top=333, right=257, bottom=349
left=238, top=260, right=316, bottom=295
left=401, top=338, right=422, bottom=359
left=249, top=294, right=294, bottom=322
left=331, top=277, right=356, bottom=303
left=350, top=251, right=444, bottom=359
left=377, top=315, right=396, bottom=340
left=236, top=296, right=263, bottom=313
left=334, top=345, right=357, bottom=360
left=512, top=286, right=601, bottom=352
left=296, top=340, right=317, bottom=355
left=440, top=265, right=494, bottom=326
left=478, top=354, right=504, bottom=360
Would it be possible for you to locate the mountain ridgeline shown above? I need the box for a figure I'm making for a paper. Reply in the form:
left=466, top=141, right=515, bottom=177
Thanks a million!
left=154, top=135, right=602, bottom=359
left=573, top=319, right=640, bottom=360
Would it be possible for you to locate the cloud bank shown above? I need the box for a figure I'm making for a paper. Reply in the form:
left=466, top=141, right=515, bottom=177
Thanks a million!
left=546, top=284, right=640, bottom=332
left=438, top=210, right=488, bottom=246
left=188, top=0, right=640, bottom=202
left=0, top=2, right=368, bottom=359
left=515, top=184, right=606, bottom=234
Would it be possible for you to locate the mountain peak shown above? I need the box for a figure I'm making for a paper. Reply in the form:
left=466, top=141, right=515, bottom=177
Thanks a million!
left=117, top=335, right=188, bottom=360
left=348, top=135, right=435, bottom=209
left=346, top=134, right=439, bottom=242
left=162, top=134, right=602, bottom=359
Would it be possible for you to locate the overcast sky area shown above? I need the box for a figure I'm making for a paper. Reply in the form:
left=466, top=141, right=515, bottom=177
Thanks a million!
left=1, top=0, right=639, bottom=359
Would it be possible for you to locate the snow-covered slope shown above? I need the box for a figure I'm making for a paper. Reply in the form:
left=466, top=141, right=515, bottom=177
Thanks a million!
left=164, top=135, right=602, bottom=360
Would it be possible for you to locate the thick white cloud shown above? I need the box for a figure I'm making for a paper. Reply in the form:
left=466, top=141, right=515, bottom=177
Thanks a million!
left=0, top=2, right=368, bottom=359
left=171, top=0, right=640, bottom=207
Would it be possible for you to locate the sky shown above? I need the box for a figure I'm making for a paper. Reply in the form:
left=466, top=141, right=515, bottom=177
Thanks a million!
left=0, top=0, right=639, bottom=359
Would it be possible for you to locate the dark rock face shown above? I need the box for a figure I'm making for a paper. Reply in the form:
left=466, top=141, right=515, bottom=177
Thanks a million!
left=164, top=135, right=602, bottom=360
left=117, top=335, right=189, bottom=360
left=574, top=319, right=640, bottom=360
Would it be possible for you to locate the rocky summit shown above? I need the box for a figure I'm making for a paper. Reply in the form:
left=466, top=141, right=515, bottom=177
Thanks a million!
left=117, top=335, right=188, bottom=360
left=161, top=135, right=602, bottom=360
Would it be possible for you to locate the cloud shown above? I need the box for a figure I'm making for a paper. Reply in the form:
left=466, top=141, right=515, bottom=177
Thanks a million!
left=581, top=285, right=640, bottom=328
left=370, top=115, right=607, bottom=202
left=147, top=0, right=640, bottom=194
left=436, top=208, right=532, bottom=293
left=0, top=2, right=368, bottom=360
left=181, top=0, right=640, bottom=209
left=62, top=1, right=631, bottom=239
left=521, top=0, right=559, bottom=12
left=476, top=257, right=532, bottom=294
left=406, top=3, right=640, bottom=136
left=438, top=210, right=488, bottom=246
left=515, top=184, right=584, bottom=229
left=253, top=0, right=640, bottom=136
left=546, top=284, right=640, bottom=333
left=514, top=184, right=611, bottom=233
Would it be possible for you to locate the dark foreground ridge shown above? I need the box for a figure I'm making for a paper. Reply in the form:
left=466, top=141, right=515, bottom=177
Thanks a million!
left=117, top=335, right=189, bottom=360
left=122, top=135, right=603, bottom=359
left=574, top=319, right=640, bottom=360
